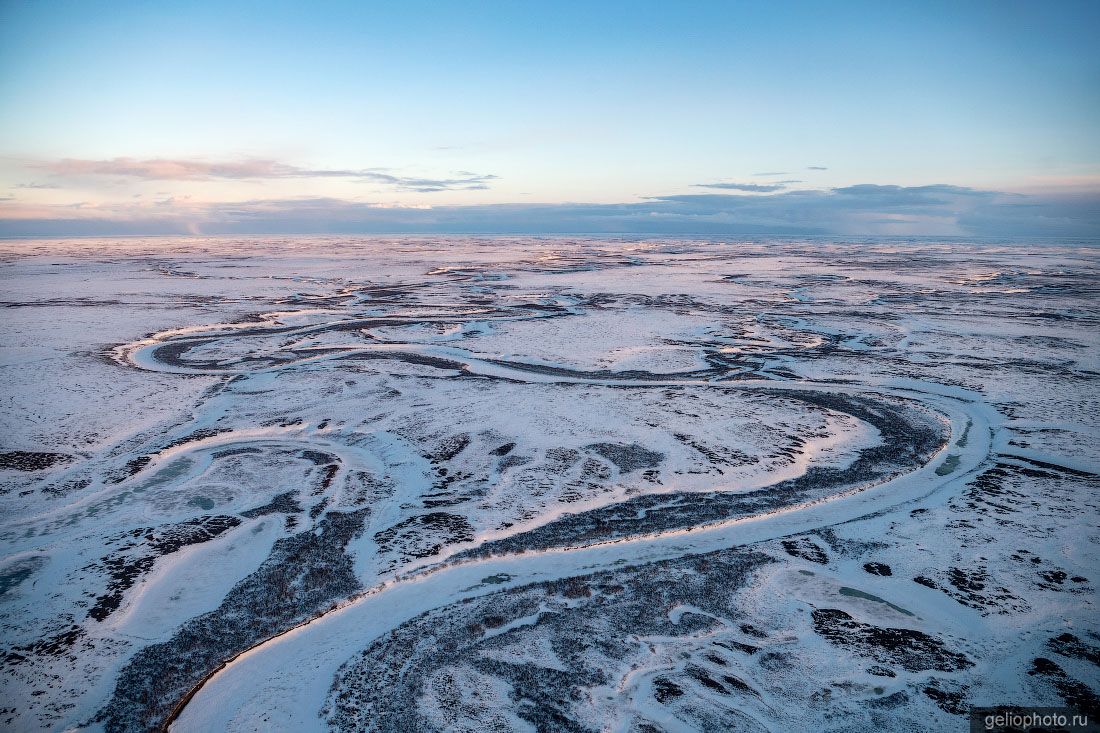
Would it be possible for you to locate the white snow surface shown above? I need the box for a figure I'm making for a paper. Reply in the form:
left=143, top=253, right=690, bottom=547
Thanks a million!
left=0, top=236, right=1096, bottom=732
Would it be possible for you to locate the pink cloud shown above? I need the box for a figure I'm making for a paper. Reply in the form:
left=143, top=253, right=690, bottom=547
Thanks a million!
left=36, top=157, right=497, bottom=192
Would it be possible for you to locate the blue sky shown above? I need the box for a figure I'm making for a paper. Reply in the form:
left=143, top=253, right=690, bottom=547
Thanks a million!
left=1, top=0, right=1098, bottom=236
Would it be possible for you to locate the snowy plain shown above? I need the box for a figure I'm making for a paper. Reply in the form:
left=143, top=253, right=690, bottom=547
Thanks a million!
left=0, top=236, right=1097, bottom=732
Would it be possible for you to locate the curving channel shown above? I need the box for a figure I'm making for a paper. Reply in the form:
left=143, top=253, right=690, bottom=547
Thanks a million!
left=98, top=307, right=996, bottom=733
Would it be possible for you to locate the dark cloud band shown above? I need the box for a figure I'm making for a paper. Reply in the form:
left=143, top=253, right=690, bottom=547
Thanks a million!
left=3, top=184, right=1097, bottom=238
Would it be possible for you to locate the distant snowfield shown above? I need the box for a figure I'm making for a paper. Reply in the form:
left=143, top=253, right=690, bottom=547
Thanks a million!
left=0, top=236, right=1097, bottom=732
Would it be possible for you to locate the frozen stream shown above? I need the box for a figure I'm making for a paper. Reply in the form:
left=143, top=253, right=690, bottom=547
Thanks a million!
left=170, top=378, right=993, bottom=731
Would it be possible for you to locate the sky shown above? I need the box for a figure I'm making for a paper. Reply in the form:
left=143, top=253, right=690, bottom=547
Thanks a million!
left=1, top=0, right=1098, bottom=237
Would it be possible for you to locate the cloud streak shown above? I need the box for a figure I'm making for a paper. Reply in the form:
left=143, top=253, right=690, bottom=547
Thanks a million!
left=692, top=182, right=787, bottom=192
left=37, top=157, right=497, bottom=192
